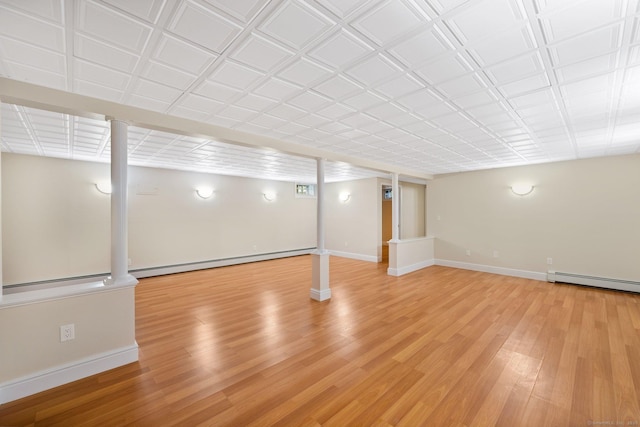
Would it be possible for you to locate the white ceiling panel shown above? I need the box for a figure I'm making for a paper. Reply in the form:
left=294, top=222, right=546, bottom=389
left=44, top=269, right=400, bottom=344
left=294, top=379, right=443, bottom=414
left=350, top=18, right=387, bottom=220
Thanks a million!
left=387, top=27, right=451, bottom=68
left=258, top=0, right=333, bottom=50
left=77, top=1, right=152, bottom=53
left=0, top=4, right=65, bottom=51
left=351, top=0, right=424, bottom=46
left=168, top=0, right=241, bottom=53
left=1, top=0, right=640, bottom=181
left=229, top=33, right=294, bottom=72
left=308, top=29, right=373, bottom=70
left=203, top=0, right=266, bottom=23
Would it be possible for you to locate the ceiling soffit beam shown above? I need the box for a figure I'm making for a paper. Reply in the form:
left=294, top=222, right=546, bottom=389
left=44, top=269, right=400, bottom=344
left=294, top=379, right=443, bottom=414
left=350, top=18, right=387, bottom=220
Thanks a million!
left=0, top=78, right=433, bottom=181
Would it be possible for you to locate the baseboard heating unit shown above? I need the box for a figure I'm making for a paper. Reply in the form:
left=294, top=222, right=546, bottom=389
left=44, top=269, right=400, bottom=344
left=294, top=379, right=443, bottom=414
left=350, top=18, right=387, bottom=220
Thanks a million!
left=547, top=271, right=640, bottom=293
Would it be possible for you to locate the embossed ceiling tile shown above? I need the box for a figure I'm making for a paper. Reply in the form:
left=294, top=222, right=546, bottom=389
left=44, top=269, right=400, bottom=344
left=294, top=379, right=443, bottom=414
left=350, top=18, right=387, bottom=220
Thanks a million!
left=234, top=93, right=278, bottom=112
left=208, top=61, right=265, bottom=90
left=540, top=0, right=623, bottom=42
left=287, top=91, right=332, bottom=112
left=436, top=73, right=485, bottom=98
left=556, top=54, right=617, bottom=84
left=202, top=0, right=265, bottom=23
left=387, top=27, right=451, bottom=68
left=351, top=0, right=425, bottom=47
left=74, top=80, right=124, bottom=102
left=415, top=54, right=472, bottom=84
left=74, top=34, right=140, bottom=73
left=142, top=61, right=197, bottom=90
left=308, top=28, right=374, bottom=70
left=316, top=0, right=371, bottom=19
left=229, top=33, right=294, bottom=72
left=549, top=25, right=621, bottom=67
left=446, top=0, right=524, bottom=43
left=217, top=104, right=259, bottom=121
left=194, top=80, right=242, bottom=102
left=277, top=58, right=333, bottom=87
left=178, top=93, right=225, bottom=114
left=152, top=33, right=216, bottom=74
left=486, top=51, right=544, bottom=85
left=346, top=54, right=402, bottom=87
left=0, top=37, right=65, bottom=74
left=253, top=78, right=303, bottom=101
left=258, top=0, right=334, bottom=50
left=168, top=1, right=241, bottom=53
left=498, top=73, right=550, bottom=98
left=133, top=78, right=184, bottom=104
left=373, top=74, right=424, bottom=99
left=342, top=90, right=387, bottom=110
left=0, top=5, right=64, bottom=52
left=467, top=25, right=536, bottom=66
left=75, top=58, right=130, bottom=90
left=316, top=103, right=357, bottom=120
left=313, top=75, right=364, bottom=100
left=100, top=0, right=164, bottom=23
left=77, top=1, right=151, bottom=52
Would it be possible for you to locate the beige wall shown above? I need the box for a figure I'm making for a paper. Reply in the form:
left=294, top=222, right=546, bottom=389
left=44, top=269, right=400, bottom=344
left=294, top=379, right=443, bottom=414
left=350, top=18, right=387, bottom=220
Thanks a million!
left=2, top=154, right=316, bottom=285
left=400, top=182, right=426, bottom=239
left=326, top=178, right=380, bottom=260
left=427, top=154, right=640, bottom=281
left=0, top=287, right=135, bottom=383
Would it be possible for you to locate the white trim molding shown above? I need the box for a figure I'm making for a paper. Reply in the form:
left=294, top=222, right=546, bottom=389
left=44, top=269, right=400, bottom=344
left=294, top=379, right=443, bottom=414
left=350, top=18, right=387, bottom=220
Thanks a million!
left=435, top=259, right=547, bottom=281
left=329, top=250, right=378, bottom=263
left=388, top=259, right=435, bottom=277
left=0, top=344, right=139, bottom=404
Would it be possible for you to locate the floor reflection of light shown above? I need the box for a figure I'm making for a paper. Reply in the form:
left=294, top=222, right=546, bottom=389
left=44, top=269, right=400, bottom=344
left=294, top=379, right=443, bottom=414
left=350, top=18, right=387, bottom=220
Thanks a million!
left=192, top=321, right=220, bottom=370
left=261, top=291, right=281, bottom=345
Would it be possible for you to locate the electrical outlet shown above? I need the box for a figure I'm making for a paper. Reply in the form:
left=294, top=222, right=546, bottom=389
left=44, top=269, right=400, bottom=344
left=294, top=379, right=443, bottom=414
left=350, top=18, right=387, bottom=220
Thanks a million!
left=466, top=249, right=471, bottom=256
left=127, top=258, right=132, bottom=266
left=493, top=250, right=499, bottom=258
left=547, top=257, right=553, bottom=265
left=60, top=324, right=75, bottom=342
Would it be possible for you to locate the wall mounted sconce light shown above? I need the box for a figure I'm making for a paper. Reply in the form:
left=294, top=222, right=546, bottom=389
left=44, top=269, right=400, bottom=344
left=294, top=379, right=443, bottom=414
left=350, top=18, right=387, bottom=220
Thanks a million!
left=511, top=184, right=534, bottom=196
left=263, top=191, right=276, bottom=202
left=339, top=192, right=351, bottom=203
left=95, top=182, right=112, bottom=194
left=196, top=187, right=214, bottom=199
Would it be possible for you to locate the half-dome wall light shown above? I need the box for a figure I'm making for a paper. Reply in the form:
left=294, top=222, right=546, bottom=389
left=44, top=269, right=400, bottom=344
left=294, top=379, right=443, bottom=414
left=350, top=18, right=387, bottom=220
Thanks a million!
left=511, top=184, right=534, bottom=196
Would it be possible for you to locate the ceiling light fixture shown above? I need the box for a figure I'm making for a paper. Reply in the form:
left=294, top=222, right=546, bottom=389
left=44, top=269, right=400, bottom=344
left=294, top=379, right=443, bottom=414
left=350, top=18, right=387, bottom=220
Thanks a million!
left=511, top=184, right=534, bottom=196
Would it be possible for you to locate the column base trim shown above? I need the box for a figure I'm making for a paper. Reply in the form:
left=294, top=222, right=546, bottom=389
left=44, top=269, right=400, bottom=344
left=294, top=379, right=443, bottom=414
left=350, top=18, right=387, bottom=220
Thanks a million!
left=103, top=274, right=138, bottom=286
left=310, top=288, right=332, bottom=301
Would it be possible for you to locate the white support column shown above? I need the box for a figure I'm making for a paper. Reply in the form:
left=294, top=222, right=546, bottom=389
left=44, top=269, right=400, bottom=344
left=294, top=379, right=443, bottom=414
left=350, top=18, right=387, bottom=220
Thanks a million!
left=0, top=99, right=3, bottom=299
left=310, top=157, right=331, bottom=301
left=388, top=172, right=400, bottom=276
left=391, top=172, right=400, bottom=242
left=104, top=119, right=138, bottom=287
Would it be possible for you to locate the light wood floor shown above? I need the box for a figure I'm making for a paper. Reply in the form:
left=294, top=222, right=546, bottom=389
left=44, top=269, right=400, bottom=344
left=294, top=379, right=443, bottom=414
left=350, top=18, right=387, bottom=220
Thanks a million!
left=2, top=256, right=640, bottom=426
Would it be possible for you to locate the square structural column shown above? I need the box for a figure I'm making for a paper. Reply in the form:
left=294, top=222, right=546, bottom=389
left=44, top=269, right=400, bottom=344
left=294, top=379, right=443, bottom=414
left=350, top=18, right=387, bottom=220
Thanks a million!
left=104, top=118, right=138, bottom=287
left=310, top=157, right=331, bottom=301
left=310, top=251, right=331, bottom=301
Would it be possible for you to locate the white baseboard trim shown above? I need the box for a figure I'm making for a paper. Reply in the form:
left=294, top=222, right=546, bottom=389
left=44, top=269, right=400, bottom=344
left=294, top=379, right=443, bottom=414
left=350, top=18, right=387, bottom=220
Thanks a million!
left=310, top=288, right=332, bottom=301
left=0, top=343, right=139, bottom=404
left=133, top=248, right=314, bottom=278
left=435, top=259, right=546, bottom=281
left=388, top=259, right=435, bottom=277
left=329, top=250, right=378, bottom=263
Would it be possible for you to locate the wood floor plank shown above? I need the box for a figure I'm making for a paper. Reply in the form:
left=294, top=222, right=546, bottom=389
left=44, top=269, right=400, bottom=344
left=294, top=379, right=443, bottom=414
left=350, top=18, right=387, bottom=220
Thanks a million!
left=1, top=256, right=639, bottom=426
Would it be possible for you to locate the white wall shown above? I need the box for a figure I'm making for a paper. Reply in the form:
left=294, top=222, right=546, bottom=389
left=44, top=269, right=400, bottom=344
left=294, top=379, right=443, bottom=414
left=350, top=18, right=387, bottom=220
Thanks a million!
left=427, top=154, right=640, bottom=281
left=1, top=154, right=316, bottom=285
